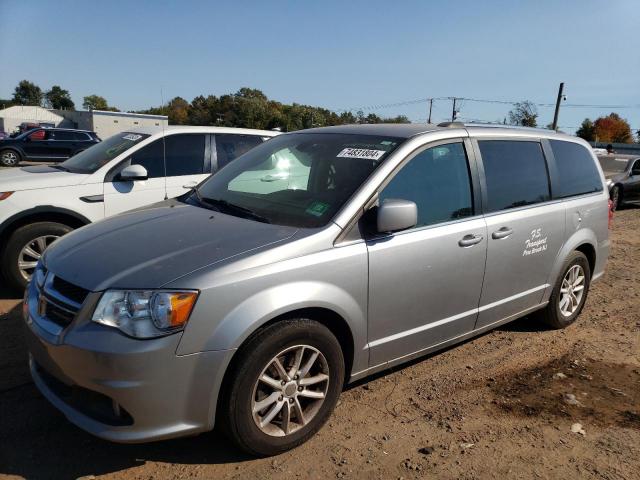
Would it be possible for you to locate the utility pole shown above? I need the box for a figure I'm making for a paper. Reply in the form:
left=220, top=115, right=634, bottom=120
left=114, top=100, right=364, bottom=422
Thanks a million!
left=427, top=98, right=433, bottom=124
left=551, top=82, right=565, bottom=131
left=451, top=97, right=457, bottom=122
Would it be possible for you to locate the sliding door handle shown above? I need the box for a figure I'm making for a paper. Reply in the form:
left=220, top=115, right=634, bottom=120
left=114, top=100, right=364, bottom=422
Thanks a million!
left=458, top=234, right=483, bottom=247
left=492, top=227, right=514, bottom=239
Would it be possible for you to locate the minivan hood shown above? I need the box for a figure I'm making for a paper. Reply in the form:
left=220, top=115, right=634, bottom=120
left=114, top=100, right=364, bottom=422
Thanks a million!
left=0, top=165, right=89, bottom=191
left=44, top=202, right=298, bottom=291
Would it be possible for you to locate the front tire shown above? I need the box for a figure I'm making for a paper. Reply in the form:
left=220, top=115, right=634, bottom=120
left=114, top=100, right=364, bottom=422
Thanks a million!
left=1, top=222, right=73, bottom=290
left=220, top=319, right=345, bottom=456
left=0, top=149, right=20, bottom=167
left=539, top=251, right=591, bottom=329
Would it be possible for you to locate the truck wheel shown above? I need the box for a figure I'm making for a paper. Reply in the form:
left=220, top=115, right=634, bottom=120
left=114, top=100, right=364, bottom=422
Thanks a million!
left=0, top=149, right=20, bottom=167
left=539, top=251, right=591, bottom=329
left=221, top=318, right=345, bottom=456
left=2, top=222, right=72, bottom=290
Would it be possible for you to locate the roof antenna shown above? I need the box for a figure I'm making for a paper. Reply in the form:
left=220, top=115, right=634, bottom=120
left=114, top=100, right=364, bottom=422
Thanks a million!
left=160, top=87, right=168, bottom=200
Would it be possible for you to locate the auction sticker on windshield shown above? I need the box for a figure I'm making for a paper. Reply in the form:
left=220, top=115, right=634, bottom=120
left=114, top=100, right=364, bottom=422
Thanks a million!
left=337, top=148, right=386, bottom=160
left=122, top=134, right=143, bottom=141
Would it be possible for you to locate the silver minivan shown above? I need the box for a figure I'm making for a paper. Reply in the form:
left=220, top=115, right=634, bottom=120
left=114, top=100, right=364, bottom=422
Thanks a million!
left=23, top=123, right=610, bottom=456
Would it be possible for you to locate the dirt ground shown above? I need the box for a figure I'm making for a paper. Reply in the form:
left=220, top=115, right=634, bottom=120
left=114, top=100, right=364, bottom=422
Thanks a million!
left=0, top=209, right=638, bottom=480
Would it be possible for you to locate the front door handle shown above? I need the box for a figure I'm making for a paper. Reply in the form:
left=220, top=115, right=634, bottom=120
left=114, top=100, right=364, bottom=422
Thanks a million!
left=492, top=227, right=514, bottom=239
left=458, top=234, right=483, bottom=247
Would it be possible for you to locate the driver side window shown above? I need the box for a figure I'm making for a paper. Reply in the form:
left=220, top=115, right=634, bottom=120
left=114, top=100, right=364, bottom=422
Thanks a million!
left=126, top=140, right=165, bottom=178
left=379, top=142, right=474, bottom=229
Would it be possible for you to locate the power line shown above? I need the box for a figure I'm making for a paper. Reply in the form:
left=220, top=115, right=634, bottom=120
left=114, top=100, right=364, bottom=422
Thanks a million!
left=337, top=96, right=639, bottom=113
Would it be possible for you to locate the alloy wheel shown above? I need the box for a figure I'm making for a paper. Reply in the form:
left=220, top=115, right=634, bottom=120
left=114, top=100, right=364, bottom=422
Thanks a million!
left=18, top=235, right=59, bottom=281
left=559, top=264, right=585, bottom=317
left=1, top=151, right=18, bottom=166
left=252, top=345, right=329, bottom=437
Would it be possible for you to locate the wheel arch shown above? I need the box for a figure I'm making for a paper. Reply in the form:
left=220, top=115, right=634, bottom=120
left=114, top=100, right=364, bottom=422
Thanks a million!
left=543, top=229, right=598, bottom=303
left=212, top=306, right=355, bottom=431
left=0, top=206, right=91, bottom=251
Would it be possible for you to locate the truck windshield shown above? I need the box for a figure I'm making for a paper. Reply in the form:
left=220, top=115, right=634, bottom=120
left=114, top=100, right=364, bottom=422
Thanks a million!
left=192, top=132, right=403, bottom=228
left=59, top=132, right=150, bottom=173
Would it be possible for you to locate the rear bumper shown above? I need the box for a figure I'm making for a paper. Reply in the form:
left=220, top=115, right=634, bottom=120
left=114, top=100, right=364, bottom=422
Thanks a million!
left=23, top=281, right=235, bottom=443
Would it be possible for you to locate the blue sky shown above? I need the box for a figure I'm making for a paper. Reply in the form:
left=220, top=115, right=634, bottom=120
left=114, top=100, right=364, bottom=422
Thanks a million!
left=1, top=0, right=638, bottom=134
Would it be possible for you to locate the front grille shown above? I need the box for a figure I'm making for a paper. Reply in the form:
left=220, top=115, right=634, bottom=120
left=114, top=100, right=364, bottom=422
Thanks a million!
left=35, top=362, right=133, bottom=426
left=52, top=276, right=90, bottom=305
left=38, top=274, right=90, bottom=329
left=44, top=301, right=76, bottom=327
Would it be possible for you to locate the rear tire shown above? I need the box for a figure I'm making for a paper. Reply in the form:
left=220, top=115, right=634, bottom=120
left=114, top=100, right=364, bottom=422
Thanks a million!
left=220, top=318, right=344, bottom=456
left=539, top=251, right=591, bottom=329
left=1, top=222, right=73, bottom=290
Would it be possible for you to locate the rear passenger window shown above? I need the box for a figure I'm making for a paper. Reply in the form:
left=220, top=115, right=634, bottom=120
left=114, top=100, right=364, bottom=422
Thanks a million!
left=53, top=131, right=75, bottom=141
left=479, top=140, right=550, bottom=212
left=549, top=140, right=603, bottom=198
left=216, top=134, right=263, bottom=170
left=379, top=142, right=474, bottom=228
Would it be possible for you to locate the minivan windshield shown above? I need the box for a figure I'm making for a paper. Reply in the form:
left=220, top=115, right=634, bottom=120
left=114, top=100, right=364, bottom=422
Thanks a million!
left=58, top=132, right=150, bottom=173
left=191, top=133, right=403, bottom=228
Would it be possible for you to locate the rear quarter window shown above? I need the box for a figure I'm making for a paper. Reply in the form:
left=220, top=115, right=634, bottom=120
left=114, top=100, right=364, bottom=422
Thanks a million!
left=550, top=140, right=603, bottom=198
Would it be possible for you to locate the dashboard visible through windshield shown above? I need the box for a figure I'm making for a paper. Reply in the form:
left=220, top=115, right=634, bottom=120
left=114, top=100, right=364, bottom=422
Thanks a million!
left=191, top=133, right=404, bottom=228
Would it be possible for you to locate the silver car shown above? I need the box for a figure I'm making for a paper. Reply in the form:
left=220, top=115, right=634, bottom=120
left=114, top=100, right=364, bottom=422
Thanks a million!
left=23, top=123, right=610, bottom=456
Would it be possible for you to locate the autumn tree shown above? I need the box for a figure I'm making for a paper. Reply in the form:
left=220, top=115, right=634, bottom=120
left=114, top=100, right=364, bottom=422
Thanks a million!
left=593, top=113, right=632, bottom=143
left=508, top=101, right=538, bottom=127
left=45, top=85, right=75, bottom=110
left=575, top=118, right=596, bottom=141
left=12, top=80, right=43, bottom=106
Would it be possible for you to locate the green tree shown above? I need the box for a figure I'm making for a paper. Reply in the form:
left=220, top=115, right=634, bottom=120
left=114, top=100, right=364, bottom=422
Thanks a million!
left=45, top=85, right=75, bottom=110
left=508, top=101, right=538, bottom=127
left=82, top=94, right=118, bottom=111
left=12, top=80, right=43, bottom=106
left=575, top=118, right=596, bottom=141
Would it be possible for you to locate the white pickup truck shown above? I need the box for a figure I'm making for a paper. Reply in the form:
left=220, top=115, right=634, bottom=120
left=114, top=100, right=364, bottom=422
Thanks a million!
left=0, top=126, right=278, bottom=288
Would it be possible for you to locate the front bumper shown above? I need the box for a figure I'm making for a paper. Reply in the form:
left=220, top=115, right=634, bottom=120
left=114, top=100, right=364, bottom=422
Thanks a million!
left=23, top=280, right=235, bottom=443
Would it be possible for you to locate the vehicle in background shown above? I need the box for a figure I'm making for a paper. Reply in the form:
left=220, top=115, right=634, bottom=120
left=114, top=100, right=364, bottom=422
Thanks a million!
left=0, top=130, right=8, bottom=141
left=0, top=126, right=278, bottom=288
left=23, top=123, right=609, bottom=455
left=0, top=128, right=101, bottom=166
left=597, top=155, right=640, bottom=210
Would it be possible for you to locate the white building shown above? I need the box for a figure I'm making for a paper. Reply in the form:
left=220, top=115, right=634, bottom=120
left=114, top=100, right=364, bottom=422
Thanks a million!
left=0, top=106, right=65, bottom=132
left=0, top=105, right=168, bottom=139
left=56, top=109, right=168, bottom=139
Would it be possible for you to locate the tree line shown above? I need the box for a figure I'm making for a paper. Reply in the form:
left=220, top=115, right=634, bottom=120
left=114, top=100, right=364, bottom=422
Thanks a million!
left=0, top=80, right=118, bottom=112
left=2, top=80, right=637, bottom=140
left=137, top=88, right=410, bottom=131
left=505, top=100, right=637, bottom=143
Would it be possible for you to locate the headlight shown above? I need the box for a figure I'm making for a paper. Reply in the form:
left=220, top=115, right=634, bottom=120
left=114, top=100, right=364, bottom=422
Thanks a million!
left=0, top=192, right=14, bottom=201
left=92, top=290, right=198, bottom=338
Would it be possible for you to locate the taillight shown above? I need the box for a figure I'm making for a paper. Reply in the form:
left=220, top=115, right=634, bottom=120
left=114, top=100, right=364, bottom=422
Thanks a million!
left=608, top=199, right=614, bottom=229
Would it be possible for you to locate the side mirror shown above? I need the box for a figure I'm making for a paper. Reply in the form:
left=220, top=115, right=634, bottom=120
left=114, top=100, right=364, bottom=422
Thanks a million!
left=119, top=164, right=148, bottom=181
left=377, top=199, right=418, bottom=233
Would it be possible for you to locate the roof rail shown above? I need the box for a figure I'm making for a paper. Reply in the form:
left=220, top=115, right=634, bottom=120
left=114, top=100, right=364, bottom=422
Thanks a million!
left=463, top=122, right=555, bottom=133
left=437, top=121, right=466, bottom=128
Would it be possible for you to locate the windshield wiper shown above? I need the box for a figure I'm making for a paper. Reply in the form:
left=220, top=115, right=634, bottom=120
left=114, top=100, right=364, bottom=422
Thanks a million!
left=195, top=193, right=270, bottom=224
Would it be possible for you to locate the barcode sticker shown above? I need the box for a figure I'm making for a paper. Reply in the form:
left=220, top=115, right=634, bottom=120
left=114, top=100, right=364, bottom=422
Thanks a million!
left=337, top=148, right=386, bottom=160
left=123, top=134, right=142, bottom=141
